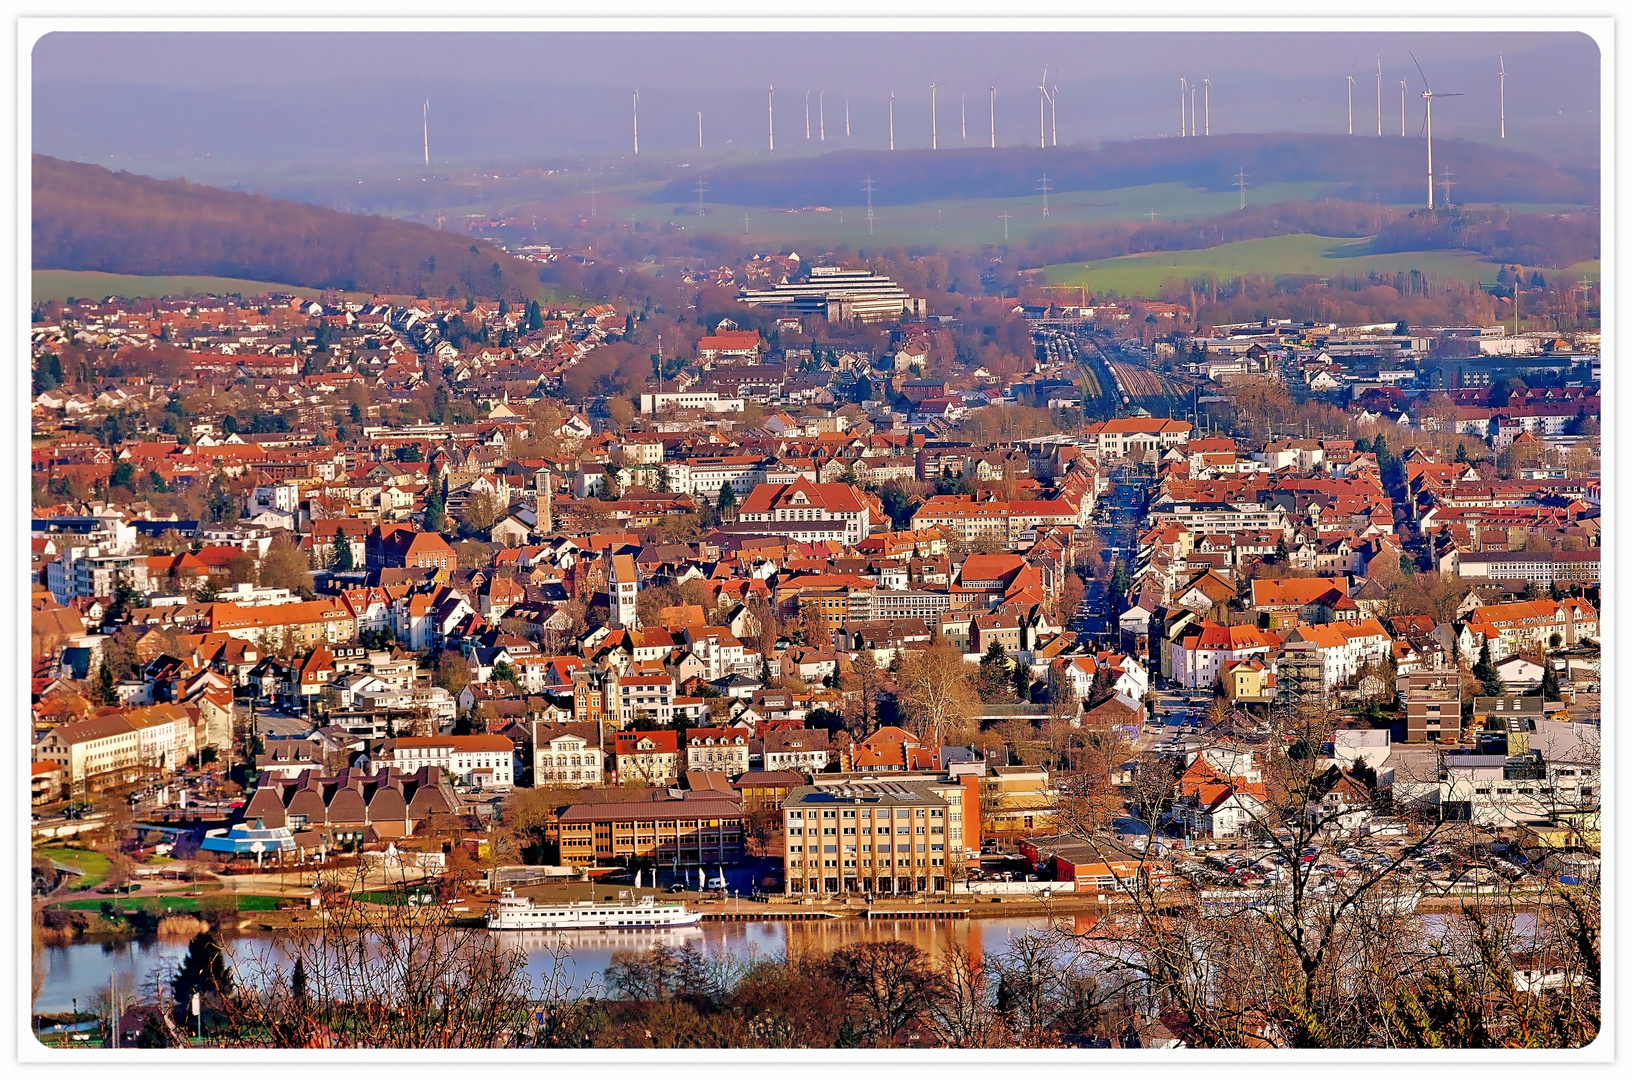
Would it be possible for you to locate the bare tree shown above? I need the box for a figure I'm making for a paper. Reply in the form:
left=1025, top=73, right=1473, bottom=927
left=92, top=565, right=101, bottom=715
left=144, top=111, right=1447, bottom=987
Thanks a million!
left=217, top=866, right=548, bottom=1047
left=895, top=641, right=978, bottom=746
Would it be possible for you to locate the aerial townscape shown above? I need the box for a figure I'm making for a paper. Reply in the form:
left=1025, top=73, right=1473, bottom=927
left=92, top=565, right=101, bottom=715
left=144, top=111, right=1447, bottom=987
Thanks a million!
left=26, top=26, right=1602, bottom=1055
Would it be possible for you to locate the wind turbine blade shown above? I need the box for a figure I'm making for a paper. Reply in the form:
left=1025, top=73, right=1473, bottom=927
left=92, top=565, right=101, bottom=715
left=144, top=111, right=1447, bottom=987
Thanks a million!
left=1409, top=51, right=1430, bottom=91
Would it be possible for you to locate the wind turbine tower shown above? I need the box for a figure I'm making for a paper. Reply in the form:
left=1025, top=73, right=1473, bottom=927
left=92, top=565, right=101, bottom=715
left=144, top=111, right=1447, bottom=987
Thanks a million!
left=1499, top=54, right=1507, bottom=139
left=768, top=85, right=775, bottom=151
left=698, top=112, right=703, bottom=148
left=989, top=86, right=997, bottom=148
left=845, top=89, right=851, bottom=138
left=1400, top=80, right=1407, bottom=136
left=1188, top=82, right=1195, bottom=137
left=805, top=91, right=811, bottom=140
left=1179, top=77, right=1187, bottom=136
left=1412, top=53, right=1463, bottom=209
left=1346, top=74, right=1354, bottom=135
left=422, top=100, right=430, bottom=165
left=930, top=83, right=940, bottom=149
left=1203, top=77, right=1211, bottom=135
left=888, top=91, right=896, bottom=150
left=1039, top=68, right=1050, bottom=148
left=961, top=92, right=967, bottom=144
left=820, top=91, right=826, bottom=141
left=632, top=90, right=640, bottom=155
left=1052, top=83, right=1059, bottom=145
left=1376, top=58, right=1383, bottom=135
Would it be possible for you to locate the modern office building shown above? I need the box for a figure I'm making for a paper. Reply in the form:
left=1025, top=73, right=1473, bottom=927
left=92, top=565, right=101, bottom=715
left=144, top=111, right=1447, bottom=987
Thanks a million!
left=738, top=266, right=927, bottom=323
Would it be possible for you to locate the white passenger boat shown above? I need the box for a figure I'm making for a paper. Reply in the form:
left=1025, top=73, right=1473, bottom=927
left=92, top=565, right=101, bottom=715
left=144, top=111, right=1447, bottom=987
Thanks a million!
left=486, top=888, right=704, bottom=930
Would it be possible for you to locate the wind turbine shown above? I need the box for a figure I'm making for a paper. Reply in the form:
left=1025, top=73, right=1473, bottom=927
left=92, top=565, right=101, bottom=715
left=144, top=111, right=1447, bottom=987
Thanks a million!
left=888, top=91, right=896, bottom=150
left=1188, top=82, right=1195, bottom=137
left=820, top=90, right=826, bottom=141
left=1400, top=79, right=1407, bottom=136
left=422, top=99, right=429, bottom=165
left=805, top=91, right=811, bottom=140
left=1346, top=74, right=1354, bottom=135
left=989, top=85, right=997, bottom=148
left=698, top=111, right=703, bottom=148
left=1412, top=52, right=1463, bottom=210
left=1051, top=82, right=1059, bottom=145
left=768, top=85, right=775, bottom=151
left=1179, top=77, right=1187, bottom=136
left=930, top=82, right=940, bottom=149
left=1039, top=68, right=1050, bottom=148
left=632, top=90, right=640, bottom=155
left=845, top=88, right=851, bottom=138
left=1499, top=54, right=1507, bottom=139
left=1376, top=57, right=1383, bottom=136
left=961, top=91, right=967, bottom=144
left=1203, top=77, right=1211, bottom=136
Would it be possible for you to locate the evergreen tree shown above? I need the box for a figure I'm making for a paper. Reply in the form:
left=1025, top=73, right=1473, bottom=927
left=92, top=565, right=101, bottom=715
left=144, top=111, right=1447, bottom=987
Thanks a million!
left=1011, top=660, right=1032, bottom=702
left=976, top=641, right=1016, bottom=703
left=1274, top=535, right=1290, bottom=563
left=95, top=656, right=118, bottom=706
left=290, top=955, right=308, bottom=1002
left=716, top=484, right=737, bottom=512
left=171, top=930, right=234, bottom=1006
left=1472, top=639, right=1504, bottom=697
left=329, top=526, right=354, bottom=572
left=1541, top=662, right=1561, bottom=702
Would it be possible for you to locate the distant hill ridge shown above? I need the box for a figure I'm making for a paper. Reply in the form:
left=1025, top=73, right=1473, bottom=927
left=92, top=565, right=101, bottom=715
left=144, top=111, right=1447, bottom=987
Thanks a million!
left=660, top=132, right=1597, bottom=209
left=32, top=155, right=541, bottom=300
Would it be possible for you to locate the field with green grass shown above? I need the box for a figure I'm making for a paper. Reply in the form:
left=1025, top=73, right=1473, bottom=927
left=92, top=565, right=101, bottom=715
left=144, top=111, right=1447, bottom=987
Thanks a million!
left=1041, top=234, right=1513, bottom=297
left=472, top=178, right=1349, bottom=252
left=52, top=893, right=282, bottom=913
left=37, top=848, right=110, bottom=889
left=33, top=270, right=399, bottom=305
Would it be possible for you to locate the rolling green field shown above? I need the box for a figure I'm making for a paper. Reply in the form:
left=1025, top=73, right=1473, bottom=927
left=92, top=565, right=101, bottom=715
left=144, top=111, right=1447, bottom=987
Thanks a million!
left=33, top=270, right=389, bottom=305
left=466, top=179, right=1347, bottom=252
left=1041, top=234, right=1514, bottom=297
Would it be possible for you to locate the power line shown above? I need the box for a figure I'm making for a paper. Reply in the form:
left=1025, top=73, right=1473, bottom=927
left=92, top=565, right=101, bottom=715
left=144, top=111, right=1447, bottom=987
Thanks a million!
left=1036, top=174, right=1052, bottom=218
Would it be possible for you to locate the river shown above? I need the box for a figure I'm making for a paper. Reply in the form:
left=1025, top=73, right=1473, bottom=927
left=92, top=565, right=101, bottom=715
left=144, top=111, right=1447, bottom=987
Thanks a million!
left=32, top=915, right=1078, bottom=1014
left=32, top=910, right=1539, bottom=1015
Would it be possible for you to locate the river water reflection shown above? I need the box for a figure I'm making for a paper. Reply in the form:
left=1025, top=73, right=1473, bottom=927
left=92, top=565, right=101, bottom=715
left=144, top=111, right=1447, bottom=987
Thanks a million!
left=34, top=910, right=1536, bottom=1016
left=34, top=914, right=1078, bottom=1014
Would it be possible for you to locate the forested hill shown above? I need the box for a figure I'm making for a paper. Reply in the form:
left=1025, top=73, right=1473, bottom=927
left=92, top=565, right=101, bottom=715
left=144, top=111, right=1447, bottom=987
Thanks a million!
left=661, top=133, right=1598, bottom=209
left=33, top=155, right=541, bottom=300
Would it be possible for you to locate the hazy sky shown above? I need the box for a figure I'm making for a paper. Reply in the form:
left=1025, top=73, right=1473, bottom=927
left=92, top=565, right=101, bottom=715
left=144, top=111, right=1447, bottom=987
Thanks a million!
left=30, top=29, right=1600, bottom=182
left=33, top=29, right=1593, bottom=92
